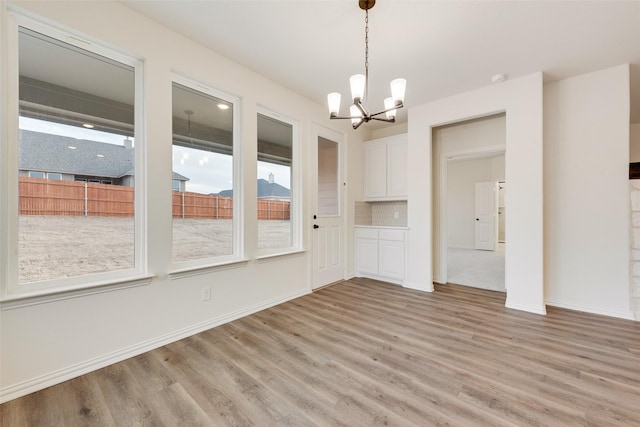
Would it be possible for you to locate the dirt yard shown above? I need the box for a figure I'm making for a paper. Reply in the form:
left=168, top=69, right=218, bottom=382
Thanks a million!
left=18, top=216, right=291, bottom=283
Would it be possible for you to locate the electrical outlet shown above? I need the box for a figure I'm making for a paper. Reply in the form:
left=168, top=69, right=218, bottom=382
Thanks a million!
left=202, top=287, right=211, bottom=301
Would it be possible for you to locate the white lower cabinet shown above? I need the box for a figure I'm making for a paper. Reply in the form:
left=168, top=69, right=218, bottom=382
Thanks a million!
left=355, top=227, right=406, bottom=284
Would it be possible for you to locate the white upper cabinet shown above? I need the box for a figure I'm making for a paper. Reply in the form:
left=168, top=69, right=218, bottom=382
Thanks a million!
left=363, top=134, right=407, bottom=200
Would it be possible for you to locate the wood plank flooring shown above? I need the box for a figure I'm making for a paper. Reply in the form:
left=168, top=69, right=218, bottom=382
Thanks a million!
left=2, top=278, right=639, bottom=426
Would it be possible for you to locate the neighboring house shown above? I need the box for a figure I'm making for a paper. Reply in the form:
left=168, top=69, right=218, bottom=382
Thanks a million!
left=18, top=129, right=189, bottom=191
left=220, top=174, right=290, bottom=200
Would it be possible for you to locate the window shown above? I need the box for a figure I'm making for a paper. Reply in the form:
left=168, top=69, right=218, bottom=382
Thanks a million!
left=172, top=179, right=181, bottom=192
left=171, top=78, right=239, bottom=266
left=12, top=20, right=143, bottom=295
left=257, top=110, right=298, bottom=253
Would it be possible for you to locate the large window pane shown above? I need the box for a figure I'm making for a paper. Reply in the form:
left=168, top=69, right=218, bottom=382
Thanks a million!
left=18, top=27, right=136, bottom=284
left=257, top=113, right=293, bottom=251
left=172, top=82, right=235, bottom=263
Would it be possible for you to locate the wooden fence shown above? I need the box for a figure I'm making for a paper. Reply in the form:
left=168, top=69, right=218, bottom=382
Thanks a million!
left=172, top=191, right=233, bottom=219
left=19, top=177, right=290, bottom=219
left=19, top=177, right=133, bottom=216
left=257, top=199, right=290, bottom=220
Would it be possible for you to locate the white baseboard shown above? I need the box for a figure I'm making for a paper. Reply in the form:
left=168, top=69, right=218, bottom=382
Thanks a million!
left=505, top=300, right=547, bottom=315
left=545, top=299, right=636, bottom=321
left=403, top=281, right=434, bottom=292
left=0, top=288, right=310, bottom=404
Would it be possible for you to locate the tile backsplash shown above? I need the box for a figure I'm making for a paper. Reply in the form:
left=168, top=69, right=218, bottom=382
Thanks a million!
left=355, top=201, right=407, bottom=227
left=354, top=201, right=372, bottom=225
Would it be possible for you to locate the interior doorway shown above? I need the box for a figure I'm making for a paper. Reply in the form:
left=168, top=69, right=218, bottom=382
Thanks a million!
left=432, top=114, right=507, bottom=292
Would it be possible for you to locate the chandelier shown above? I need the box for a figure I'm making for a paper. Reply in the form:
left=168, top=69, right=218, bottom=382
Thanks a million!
left=327, top=0, right=406, bottom=130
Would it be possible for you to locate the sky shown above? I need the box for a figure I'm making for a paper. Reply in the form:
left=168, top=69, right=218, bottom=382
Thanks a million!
left=20, top=116, right=291, bottom=194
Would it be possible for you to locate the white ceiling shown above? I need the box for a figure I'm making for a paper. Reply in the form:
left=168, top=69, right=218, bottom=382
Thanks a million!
left=122, top=0, right=640, bottom=125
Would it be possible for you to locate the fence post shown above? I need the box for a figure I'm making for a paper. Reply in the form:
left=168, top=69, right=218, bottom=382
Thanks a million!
left=181, top=191, right=185, bottom=219
left=216, top=195, right=219, bottom=219
left=84, top=182, right=88, bottom=217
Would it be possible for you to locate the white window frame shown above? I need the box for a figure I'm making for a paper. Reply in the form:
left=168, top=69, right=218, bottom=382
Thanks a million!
left=256, top=106, right=301, bottom=258
left=1, top=13, right=149, bottom=304
left=28, top=171, right=45, bottom=179
left=169, top=74, right=242, bottom=275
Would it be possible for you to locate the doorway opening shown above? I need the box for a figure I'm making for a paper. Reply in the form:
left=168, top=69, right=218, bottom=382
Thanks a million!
left=432, top=114, right=506, bottom=292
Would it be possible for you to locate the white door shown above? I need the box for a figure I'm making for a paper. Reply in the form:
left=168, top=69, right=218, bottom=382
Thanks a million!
left=312, top=127, right=345, bottom=289
left=475, top=181, right=495, bottom=251
left=378, top=239, right=405, bottom=280
left=386, top=139, right=408, bottom=198
left=355, top=237, right=378, bottom=276
left=363, top=142, right=387, bottom=199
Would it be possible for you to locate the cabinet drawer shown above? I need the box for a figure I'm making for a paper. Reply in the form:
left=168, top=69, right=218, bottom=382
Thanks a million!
left=355, top=228, right=379, bottom=239
left=379, top=229, right=405, bottom=241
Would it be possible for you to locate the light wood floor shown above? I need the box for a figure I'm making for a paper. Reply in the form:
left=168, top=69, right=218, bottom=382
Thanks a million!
left=2, top=278, right=639, bottom=426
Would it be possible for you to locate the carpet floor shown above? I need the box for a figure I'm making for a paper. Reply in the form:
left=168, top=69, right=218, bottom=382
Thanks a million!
left=447, top=246, right=505, bottom=292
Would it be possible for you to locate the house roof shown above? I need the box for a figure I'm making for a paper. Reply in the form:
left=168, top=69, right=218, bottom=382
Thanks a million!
left=219, top=178, right=290, bottom=198
left=19, top=129, right=188, bottom=181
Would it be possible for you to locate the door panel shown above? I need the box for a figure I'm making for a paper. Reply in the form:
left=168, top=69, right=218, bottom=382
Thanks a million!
left=379, top=239, right=405, bottom=279
left=475, top=181, right=495, bottom=250
left=312, top=129, right=345, bottom=289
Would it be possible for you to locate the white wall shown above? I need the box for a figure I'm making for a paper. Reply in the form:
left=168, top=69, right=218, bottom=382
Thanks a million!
left=544, top=64, right=633, bottom=319
left=0, top=1, right=367, bottom=402
left=447, top=155, right=505, bottom=249
left=407, top=73, right=545, bottom=315
left=370, top=122, right=408, bottom=140
left=631, top=123, right=640, bottom=162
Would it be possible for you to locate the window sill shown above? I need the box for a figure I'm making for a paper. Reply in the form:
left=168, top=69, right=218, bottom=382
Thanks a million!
left=169, top=258, right=250, bottom=280
left=1, top=275, right=154, bottom=310
left=256, top=249, right=306, bottom=262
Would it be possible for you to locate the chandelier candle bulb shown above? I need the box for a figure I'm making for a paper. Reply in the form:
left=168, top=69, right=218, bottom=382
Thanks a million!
left=384, top=97, right=397, bottom=120
left=390, top=78, right=407, bottom=104
left=327, top=92, right=342, bottom=116
left=350, top=74, right=366, bottom=101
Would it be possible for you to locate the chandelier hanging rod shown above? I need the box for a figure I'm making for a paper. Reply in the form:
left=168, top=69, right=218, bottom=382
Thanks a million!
left=327, top=0, right=406, bottom=130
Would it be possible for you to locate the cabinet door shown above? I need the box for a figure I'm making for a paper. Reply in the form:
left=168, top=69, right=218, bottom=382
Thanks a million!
left=356, top=238, right=379, bottom=275
left=387, top=140, right=407, bottom=198
left=364, top=142, right=387, bottom=199
left=378, top=239, right=405, bottom=280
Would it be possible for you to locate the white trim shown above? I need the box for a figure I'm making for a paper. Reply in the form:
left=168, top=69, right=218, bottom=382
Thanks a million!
left=4, top=13, right=146, bottom=299
left=256, top=249, right=306, bottom=262
left=403, top=280, right=435, bottom=292
left=256, top=106, right=301, bottom=257
left=436, top=144, right=505, bottom=285
left=354, top=273, right=404, bottom=286
left=169, top=73, right=243, bottom=268
left=505, top=301, right=547, bottom=316
left=168, top=259, right=249, bottom=280
left=0, top=287, right=310, bottom=404
left=545, top=299, right=635, bottom=321
left=0, top=275, right=153, bottom=310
